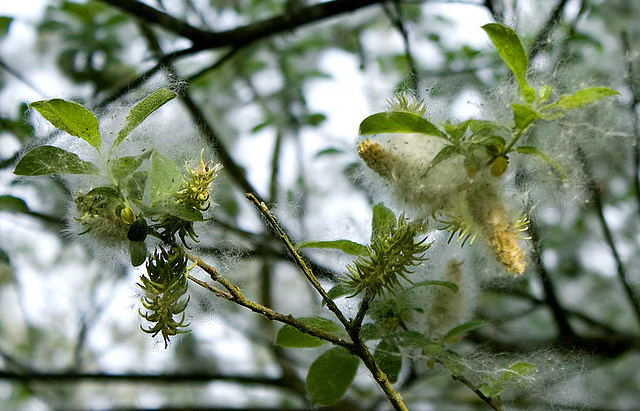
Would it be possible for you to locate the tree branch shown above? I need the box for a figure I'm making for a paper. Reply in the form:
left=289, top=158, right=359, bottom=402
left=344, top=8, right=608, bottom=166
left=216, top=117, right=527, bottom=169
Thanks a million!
left=576, top=147, right=640, bottom=328
left=103, top=0, right=385, bottom=49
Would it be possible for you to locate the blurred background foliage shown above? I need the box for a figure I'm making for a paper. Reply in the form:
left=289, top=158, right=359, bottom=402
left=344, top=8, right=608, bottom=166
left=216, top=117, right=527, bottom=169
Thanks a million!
left=1, top=0, right=640, bottom=410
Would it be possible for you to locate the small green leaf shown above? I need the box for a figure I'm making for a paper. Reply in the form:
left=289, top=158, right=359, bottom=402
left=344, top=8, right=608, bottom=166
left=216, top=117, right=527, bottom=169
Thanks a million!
left=276, top=317, right=342, bottom=348
left=424, top=145, right=461, bottom=175
left=307, top=347, right=359, bottom=406
left=374, top=338, right=401, bottom=383
left=499, top=361, right=537, bottom=382
left=148, top=200, right=204, bottom=222
left=408, top=280, right=459, bottom=293
left=515, top=146, right=567, bottom=179
left=482, top=23, right=532, bottom=98
left=442, top=120, right=471, bottom=141
left=14, top=146, right=99, bottom=176
left=360, top=323, right=384, bottom=340
left=305, top=113, right=327, bottom=126
left=0, top=195, right=29, bottom=213
left=511, top=104, right=540, bottom=130
left=149, top=151, right=182, bottom=205
left=30, top=99, right=100, bottom=148
left=538, top=85, right=552, bottom=104
left=114, top=89, right=177, bottom=148
left=0, top=16, right=13, bottom=38
left=443, top=321, right=488, bottom=341
left=296, top=240, right=367, bottom=256
left=85, top=186, right=122, bottom=199
left=394, top=331, right=442, bottom=355
left=315, top=148, right=344, bottom=157
left=109, top=151, right=152, bottom=182
left=479, top=383, right=504, bottom=397
left=543, top=87, right=619, bottom=110
left=129, top=241, right=147, bottom=267
left=468, top=120, right=510, bottom=137
left=128, top=217, right=149, bottom=242
left=437, top=350, right=466, bottom=376
left=371, top=202, right=396, bottom=242
left=127, top=171, right=148, bottom=203
left=324, top=284, right=353, bottom=304
left=359, top=112, right=448, bottom=139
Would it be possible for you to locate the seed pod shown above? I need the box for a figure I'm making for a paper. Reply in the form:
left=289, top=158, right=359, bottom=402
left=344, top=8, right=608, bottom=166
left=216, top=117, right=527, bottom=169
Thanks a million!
left=120, top=206, right=136, bottom=224
left=128, top=217, right=149, bottom=242
left=490, top=156, right=509, bottom=177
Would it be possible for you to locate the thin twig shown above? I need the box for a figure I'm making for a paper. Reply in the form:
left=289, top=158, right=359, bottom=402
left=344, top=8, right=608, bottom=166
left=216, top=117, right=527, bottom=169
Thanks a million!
left=621, top=32, right=640, bottom=218
left=187, top=256, right=353, bottom=350
left=576, top=147, right=640, bottom=329
left=382, top=1, right=419, bottom=94
left=245, top=193, right=350, bottom=327
left=528, top=0, right=571, bottom=61
left=451, top=373, right=503, bottom=411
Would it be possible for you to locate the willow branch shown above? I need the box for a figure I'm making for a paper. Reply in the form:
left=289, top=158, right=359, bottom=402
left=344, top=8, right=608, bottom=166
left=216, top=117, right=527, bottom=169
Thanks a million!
left=102, top=0, right=385, bottom=49
left=245, top=193, right=350, bottom=328
left=451, top=373, right=503, bottom=411
left=187, top=256, right=353, bottom=350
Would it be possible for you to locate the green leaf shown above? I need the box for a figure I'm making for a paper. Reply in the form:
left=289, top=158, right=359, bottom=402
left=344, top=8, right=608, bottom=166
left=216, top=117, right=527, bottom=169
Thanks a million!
left=109, top=150, right=152, bottom=182
left=305, top=113, right=327, bottom=126
left=538, top=85, right=552, bottom=104
left=30, top=99, right=100, bottom=148
left=511, top=104, right=540, bottom=130
left=359, top=112, right=447, bottom=139
left=14, top=146, right=99, bottom=176
left=544, top=87, right=619, bottom=110
left=472, top=135, right=506, bottom=156
left=325, top=284, right=353, bottom=304
left=443, top=321, right=488, bottom=341
left=306, top=347, right=359, bottom=406
left=482, top=23, right=533, bottom=98
left=149, top=151, right=182, bottom=205
left=515, top=146, right=568, bottom=179
left=371, top=202, right=396, bottom=242
left=479, top=383, right=504, bottom=397
left=395, top=331, right=442, bottom=355
left=499, top=362, right=537, bottom=382
left=296, top=240, right=367, bottom=256
left=127, top=171, right=148, bottom=203
left=129, top=241, right=147, bottom=267
left=409, top=280, right=459, bottom=293
left=148, top=200, right=204, bottom=222
left=360, top=323, right=384, bottom=340
left=0, top=195, right=29, bottom=213
left=424, top=145, right=461, bottom=175
left=437, top=350, right=466, bottom=376
left=442, top=120, right=471, bottom=141
left=114, top=89, right=177, bottom=148
left=276, top=317, right=342, bottom=348
left=468, top=120, right=510, bottom=137
left=0, top=16, right=13, bottom=38
left=374, top=338, right=402, bottom=383
left=85, top=186, right=122, bottom=199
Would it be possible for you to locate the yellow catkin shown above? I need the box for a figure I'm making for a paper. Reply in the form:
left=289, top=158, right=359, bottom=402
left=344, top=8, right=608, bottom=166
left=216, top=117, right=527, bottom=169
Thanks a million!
left=485, top=207, right=526, bottom=275
left=467, top=183, right=526, bottom=275
left=357, top=139, right=394, bottom=179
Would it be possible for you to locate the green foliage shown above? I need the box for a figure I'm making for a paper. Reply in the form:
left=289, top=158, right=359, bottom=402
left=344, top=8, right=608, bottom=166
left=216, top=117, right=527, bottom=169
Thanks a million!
left=359, top=111, right=447, bottom=139
left=306, top=347, right=359, bottom=406
left=29, top=99, right=101, bottom=148
left=149, top=151, right=183, bottom=205
left=0, top=195, right=29, bottom=214
left=371, top=203, right=397, bottom=242
left=0, top=16, right=13, bottom=38
left=14, top=146, right=99, bottom=176
left=275, top=317, right=342, bottom=348
left=114, top=89, right=177, bottom=148
left=442, top=321, right=488, bottom=342
left=296, top=240, right=367, bottom=256
left=481, top=23, right=534, bottom=102
left=374, top=338, right=402, bottom=383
